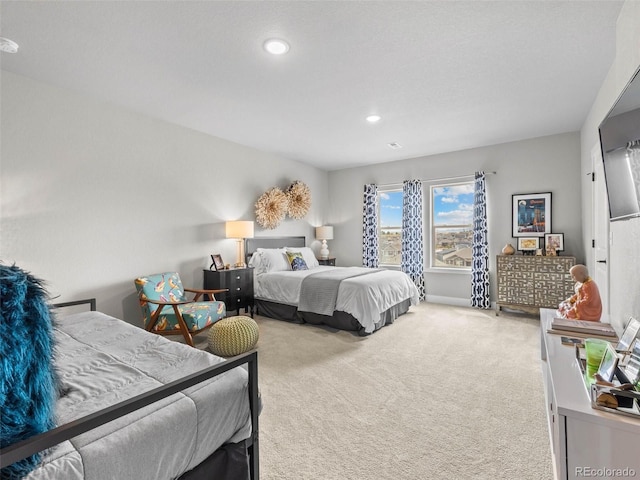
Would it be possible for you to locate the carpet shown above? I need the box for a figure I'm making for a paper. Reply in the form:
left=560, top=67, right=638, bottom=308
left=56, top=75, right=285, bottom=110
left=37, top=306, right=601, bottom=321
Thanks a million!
left=198, top=302, right=553, bottom=479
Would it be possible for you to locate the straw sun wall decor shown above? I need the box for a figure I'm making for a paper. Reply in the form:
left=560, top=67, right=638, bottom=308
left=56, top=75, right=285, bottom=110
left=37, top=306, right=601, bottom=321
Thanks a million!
left=255, top=181, right=311, bottom=229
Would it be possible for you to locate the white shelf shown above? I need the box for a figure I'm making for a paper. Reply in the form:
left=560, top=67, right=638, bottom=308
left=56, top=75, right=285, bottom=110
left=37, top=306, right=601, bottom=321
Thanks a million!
left=540, top=308, right=640, bottom=479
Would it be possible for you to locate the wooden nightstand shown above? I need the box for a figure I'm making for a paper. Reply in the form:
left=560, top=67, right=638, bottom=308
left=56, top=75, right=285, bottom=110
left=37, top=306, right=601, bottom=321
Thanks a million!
left=203, top=267, right=254, bottom=317
left=317, top=257, right=336, bottom=266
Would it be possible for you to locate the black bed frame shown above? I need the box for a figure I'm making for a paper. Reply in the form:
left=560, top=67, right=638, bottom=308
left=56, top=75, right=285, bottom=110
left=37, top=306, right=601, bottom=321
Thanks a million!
left=0, top=299, right=260, bottom=480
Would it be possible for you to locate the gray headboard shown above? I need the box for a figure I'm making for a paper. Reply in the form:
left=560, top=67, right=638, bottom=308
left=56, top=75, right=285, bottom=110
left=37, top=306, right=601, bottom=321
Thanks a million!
left=245, top=236, right=306, bottom=263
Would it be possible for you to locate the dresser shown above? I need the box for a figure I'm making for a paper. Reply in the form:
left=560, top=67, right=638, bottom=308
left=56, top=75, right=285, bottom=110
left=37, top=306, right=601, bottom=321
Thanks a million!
left=203, top=267, right=254, bottom=317
left=496, top=255, right=576, bottom=315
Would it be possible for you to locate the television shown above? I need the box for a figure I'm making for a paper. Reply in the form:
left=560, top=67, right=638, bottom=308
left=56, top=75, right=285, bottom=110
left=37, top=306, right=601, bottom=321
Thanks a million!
left=598, top=66, right=640, bottom=221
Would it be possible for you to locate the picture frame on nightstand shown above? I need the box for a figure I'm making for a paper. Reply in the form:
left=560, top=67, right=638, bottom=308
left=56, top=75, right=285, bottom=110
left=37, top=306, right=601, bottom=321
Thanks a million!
left=210, top=254, right=224, bottom=271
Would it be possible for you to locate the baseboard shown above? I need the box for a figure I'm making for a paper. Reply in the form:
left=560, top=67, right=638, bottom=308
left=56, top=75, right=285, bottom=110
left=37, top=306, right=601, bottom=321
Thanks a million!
left=425, top=295, right=497, bottom=310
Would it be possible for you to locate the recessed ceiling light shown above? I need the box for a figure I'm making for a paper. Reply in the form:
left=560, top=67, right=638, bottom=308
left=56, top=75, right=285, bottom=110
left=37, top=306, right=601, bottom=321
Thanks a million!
left=0, top=37, right=19, bottom=54
left=387, top=142, right=403, bottom=150
left=263, top=38, right=290, bottom=55
left=366, top=115, right=381, bottom=123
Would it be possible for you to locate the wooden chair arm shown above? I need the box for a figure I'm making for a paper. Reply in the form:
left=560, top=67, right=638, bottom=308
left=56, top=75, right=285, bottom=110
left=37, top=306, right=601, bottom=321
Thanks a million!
left=185, top=287, right=229, bottom=302
left=143, top=298, right=191, bottom=306
left=185, top=288, right=229, bottom=295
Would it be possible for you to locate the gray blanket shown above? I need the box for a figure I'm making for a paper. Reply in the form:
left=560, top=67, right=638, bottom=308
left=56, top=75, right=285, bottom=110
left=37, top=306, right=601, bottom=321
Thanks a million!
left=298, top=267, right=380, bottom=316
left=24, top=311, right=251, bottom=480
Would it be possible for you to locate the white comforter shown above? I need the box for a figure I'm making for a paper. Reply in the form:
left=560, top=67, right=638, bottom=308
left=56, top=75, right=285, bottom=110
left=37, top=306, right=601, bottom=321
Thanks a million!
left=25, top=311, right=251, bottom=480
left=255, top=266, right=420, bottom=333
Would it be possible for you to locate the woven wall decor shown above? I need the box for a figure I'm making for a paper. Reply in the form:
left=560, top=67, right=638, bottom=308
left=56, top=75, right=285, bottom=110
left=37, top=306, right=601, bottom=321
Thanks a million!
left=255, top=187, right=288, bottom=229
left=286, top=181, right=311, bottom=219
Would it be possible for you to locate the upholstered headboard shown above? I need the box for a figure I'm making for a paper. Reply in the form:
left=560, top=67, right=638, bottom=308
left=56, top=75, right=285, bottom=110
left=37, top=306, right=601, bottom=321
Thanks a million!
left=245, top=236, right=306, bottom=264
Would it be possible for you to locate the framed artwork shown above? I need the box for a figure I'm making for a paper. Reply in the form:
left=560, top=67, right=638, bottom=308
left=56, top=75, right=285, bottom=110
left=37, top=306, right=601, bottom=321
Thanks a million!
left=617, top=317, right=640, bottom=352
left=512, top=192, right=551, bottom=237
left=544, top=233, right=564, bottom=253
left=517, top=236, right=540, bottom=254
left=210, top=254, right=225, bottom=271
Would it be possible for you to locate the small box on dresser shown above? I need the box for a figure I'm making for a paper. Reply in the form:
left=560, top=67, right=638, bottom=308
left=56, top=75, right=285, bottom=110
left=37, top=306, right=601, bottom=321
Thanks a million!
left=203, top=267, right=254, bottom=317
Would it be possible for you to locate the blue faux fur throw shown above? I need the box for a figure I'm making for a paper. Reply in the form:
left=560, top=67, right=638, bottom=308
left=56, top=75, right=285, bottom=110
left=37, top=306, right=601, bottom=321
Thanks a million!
left=1, top=265, right=58, bottom=480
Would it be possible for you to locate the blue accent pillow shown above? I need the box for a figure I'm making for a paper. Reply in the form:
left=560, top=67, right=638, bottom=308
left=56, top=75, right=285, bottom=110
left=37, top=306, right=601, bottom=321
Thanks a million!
left=286, top=251, right=308, bottom=271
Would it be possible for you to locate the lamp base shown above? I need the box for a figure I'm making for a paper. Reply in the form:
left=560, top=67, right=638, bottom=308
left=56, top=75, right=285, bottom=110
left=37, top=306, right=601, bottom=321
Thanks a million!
left=234, top=262, right=247, bottom=269
left=320, top=240, right=330, bottom=260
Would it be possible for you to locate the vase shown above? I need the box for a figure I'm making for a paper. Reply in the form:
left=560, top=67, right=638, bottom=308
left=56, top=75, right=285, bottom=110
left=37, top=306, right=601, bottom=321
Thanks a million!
left=502, top=243, right=515, bottom=255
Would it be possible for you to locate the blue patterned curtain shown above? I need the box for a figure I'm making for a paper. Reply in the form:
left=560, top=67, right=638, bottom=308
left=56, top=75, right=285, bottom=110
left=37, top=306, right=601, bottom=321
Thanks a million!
left=362, top=184, right=379, bottom=268
left=401, top=180, right=426, bottom=300
left=471, top=171, right=491, bottom=309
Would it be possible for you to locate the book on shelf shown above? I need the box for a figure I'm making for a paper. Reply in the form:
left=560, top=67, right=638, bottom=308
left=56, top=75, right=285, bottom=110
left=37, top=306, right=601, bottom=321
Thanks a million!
left=550, top=317, right=618, bottom=338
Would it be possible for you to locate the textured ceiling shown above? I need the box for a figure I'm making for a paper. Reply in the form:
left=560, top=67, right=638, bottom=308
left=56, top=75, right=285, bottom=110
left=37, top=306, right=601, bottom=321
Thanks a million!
left=0, top=1, right=624, bottom=171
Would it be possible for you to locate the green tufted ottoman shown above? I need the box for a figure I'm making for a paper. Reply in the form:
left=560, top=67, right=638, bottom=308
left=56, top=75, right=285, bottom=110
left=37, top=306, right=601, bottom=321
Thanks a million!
left=208, top=316, right=259, bottom=357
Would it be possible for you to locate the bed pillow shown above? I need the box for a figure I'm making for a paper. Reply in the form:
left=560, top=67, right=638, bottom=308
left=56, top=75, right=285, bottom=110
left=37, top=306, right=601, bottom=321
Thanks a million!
left=286, top=247, right=320, bottom=269
left=286, top=251, right=308, bottom=271
left=253, top=248, right=290, bottom=273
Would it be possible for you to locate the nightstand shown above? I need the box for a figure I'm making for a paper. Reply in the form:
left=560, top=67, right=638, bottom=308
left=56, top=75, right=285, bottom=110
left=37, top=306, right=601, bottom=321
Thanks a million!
left=203, top=267, right=254, bottom=317
left=317, top=257, right=336, bottom=266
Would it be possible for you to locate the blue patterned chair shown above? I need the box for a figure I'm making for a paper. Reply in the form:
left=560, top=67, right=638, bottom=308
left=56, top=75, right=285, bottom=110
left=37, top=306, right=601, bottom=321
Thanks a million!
left=134, top=272, right=227, bottom=347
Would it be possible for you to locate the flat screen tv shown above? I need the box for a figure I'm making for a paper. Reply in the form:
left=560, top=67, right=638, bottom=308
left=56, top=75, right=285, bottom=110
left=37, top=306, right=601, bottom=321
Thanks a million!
left=598, top=66, right=640, bottom=221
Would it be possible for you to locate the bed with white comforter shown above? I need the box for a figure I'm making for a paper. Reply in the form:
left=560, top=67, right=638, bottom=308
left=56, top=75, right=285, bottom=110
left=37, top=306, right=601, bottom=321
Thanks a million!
left=247, top=239, right=420, bottom=334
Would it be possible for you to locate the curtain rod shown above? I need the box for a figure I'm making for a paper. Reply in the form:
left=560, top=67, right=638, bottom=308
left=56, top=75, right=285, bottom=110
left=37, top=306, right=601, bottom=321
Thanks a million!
left=376, top=171, right=497, bottom=188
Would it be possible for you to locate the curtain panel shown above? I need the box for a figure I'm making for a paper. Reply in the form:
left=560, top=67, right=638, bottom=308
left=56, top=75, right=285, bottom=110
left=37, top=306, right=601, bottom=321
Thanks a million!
left=471, top=171, right=491, bottom=309
left=362, top=184, right=379, bottom=268
left=401, top=180, right=426, bottom=300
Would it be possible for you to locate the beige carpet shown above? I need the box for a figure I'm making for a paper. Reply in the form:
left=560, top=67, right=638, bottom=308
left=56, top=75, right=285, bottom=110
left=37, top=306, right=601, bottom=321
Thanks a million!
left=199, top=302, right=553, bottom=479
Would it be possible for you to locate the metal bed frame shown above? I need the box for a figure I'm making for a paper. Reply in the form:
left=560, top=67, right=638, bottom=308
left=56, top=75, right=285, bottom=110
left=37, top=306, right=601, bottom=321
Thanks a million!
left=0, top=299, right=259, bottom=480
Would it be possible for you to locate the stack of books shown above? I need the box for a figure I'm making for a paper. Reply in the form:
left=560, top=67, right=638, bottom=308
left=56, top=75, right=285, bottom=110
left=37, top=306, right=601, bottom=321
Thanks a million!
left=549, top=318, right=618, bottom=341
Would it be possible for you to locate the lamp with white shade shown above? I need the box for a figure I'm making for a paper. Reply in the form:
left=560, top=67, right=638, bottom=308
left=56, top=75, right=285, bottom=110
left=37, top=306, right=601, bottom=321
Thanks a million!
left=226, top=221, right=254, bottom=268
left=315, top=226, right=334, bottom=260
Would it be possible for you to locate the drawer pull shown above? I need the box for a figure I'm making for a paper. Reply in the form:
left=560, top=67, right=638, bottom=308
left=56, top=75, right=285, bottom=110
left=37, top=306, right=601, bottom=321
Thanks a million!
left=236, top=287, right=241, bottom=291
left=236, top=276, right=241, bottom=280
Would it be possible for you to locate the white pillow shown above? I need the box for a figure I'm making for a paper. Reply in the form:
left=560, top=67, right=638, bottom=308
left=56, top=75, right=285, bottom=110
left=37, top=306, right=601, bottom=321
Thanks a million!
left=286, top=247, right=320, bottom=269
left=255, top=248, right=290, bottom=272
left=248, top=250, right=267, bottom=274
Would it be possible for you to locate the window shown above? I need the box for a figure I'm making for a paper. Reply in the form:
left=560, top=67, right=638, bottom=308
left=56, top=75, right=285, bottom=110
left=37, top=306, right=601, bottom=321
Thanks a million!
left=378, top=189, right=403, bottom=265
left=430, top=182, right=474, bottom=270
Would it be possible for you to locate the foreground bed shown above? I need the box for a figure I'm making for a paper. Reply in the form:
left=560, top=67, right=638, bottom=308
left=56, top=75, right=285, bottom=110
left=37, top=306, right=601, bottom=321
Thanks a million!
left=1, top=302, right=259, bottom=480
left=246, top=237, right=420, bottom=335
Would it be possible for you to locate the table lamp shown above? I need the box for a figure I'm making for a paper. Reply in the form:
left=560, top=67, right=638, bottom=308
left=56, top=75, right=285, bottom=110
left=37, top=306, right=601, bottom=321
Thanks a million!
left=315, top=226, right=334, bottom=260
left=226, top=220, right=254, bottom=268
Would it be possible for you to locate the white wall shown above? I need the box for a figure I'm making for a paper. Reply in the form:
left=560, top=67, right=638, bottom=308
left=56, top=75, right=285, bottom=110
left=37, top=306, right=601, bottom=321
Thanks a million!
left=327, top=132, right=583, bottom=304
left=0, top=71, right=329, bottom=324
left=580, top=0, right=640, bottom=333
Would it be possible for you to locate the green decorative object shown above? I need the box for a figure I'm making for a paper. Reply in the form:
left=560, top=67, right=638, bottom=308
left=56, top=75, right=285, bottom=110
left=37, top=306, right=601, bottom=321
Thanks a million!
left=208, top=316, right=259, bottom=357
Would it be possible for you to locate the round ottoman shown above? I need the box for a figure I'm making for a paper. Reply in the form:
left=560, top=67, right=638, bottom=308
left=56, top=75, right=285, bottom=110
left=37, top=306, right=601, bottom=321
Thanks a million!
left=208, top=316, right=259, bottom=357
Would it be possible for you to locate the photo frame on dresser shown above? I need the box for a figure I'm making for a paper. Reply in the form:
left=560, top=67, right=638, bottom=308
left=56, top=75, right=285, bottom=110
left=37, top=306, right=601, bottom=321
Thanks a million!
left=512, top=192, right=551, bottom=237
left=517, top=236, right=539, bottom=254
left=544, top=233, right=564, bottom=253
left=210, top=254, right=225, bottom=271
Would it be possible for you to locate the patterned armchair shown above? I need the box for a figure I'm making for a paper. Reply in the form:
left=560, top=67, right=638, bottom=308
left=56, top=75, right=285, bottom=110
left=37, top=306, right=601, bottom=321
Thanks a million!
left=134, top=272, right=227, bottom=347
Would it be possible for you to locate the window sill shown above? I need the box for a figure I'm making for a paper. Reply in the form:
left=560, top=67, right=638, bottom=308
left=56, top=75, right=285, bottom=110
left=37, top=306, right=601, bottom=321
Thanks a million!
left=425, top=267, right=471, bottom=275
left=378, top=265, right=471, bottom=275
